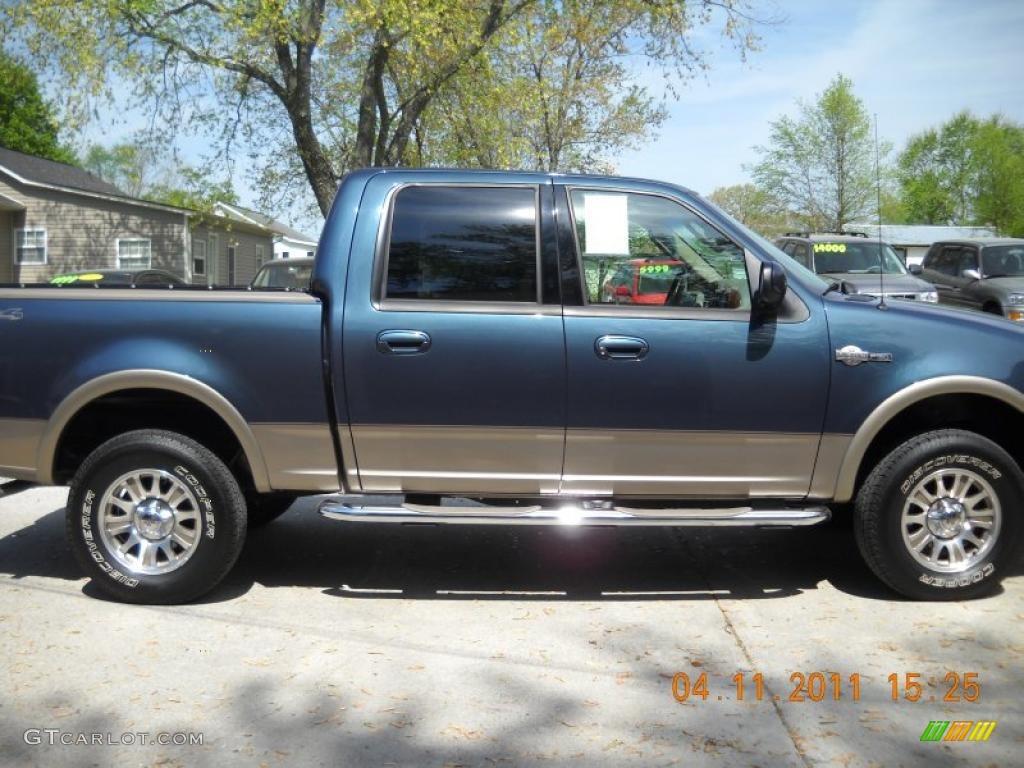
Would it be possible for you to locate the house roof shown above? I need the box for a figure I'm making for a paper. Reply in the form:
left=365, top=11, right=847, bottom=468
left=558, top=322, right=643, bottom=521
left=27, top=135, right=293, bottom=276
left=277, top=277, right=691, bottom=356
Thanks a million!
left=0, top=145, right=127, bottom=197
left=843, top=223, right=1000, bottom=246
left=214, top=202, right=318, bottom=244
left=0, top=145, right=190, bottom=214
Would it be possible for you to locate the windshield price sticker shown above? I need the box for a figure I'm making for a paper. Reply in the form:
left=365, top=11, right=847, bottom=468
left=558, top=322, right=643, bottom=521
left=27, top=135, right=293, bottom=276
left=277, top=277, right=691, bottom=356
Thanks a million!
left=639, top=265, right=673, bottom=274
left=814, top=243, right=847, bottom=253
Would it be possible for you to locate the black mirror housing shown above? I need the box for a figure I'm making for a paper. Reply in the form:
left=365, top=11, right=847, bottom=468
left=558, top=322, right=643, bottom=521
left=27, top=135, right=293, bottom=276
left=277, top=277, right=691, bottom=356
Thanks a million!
left=908, top=264, right=923, bottom=275
left=756, top=260, right=788, bottom=310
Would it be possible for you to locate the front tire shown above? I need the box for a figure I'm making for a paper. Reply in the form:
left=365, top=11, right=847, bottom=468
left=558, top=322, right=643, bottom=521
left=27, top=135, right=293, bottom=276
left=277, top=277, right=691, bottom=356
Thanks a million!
left=66, top=430, right=247, bottom=604
left=854, top=429, right=1022, bottom=600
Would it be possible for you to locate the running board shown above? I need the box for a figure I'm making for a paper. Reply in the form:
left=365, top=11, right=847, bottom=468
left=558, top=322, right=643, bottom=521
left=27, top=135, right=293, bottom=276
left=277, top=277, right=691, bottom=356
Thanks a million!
left=318, top=501, right=830, bottom=528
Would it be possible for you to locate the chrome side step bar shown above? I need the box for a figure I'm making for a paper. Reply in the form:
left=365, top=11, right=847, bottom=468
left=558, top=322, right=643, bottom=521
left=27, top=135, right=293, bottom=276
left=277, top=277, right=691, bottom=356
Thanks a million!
left=318, top=500, right=830, bottom=528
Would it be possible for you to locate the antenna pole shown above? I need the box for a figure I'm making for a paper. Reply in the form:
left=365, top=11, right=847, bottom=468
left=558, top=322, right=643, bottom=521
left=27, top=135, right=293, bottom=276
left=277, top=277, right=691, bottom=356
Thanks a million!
left=874, top=113, right=886, bottom=310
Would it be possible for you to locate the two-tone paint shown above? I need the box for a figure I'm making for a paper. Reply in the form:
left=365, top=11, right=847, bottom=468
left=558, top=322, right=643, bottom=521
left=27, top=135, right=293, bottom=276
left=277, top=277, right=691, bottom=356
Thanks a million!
left=2, top=169, right=1023, bottom=505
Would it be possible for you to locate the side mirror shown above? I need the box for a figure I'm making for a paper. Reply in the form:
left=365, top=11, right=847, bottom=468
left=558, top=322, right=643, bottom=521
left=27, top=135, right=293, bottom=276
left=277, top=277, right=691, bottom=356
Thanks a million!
left=756, top=260, right=788, bottom=310
left=908, top=264, right=923, bottom=275
left=962, top=268, right=981, bottom=281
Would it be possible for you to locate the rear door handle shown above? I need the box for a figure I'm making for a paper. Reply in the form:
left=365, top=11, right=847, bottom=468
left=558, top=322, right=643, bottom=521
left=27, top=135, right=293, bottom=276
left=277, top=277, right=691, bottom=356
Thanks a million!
left=377, top=330, right=432, bottom=355
left=595, top=335, right=649, bottom=360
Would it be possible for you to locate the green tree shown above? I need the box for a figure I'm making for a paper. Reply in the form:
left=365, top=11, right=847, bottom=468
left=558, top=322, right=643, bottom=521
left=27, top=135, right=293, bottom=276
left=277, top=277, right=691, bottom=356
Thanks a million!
left=0, top=51, right=76, bottom=163
left=4, top=1, right=765, bottom=216
left=707, top=183, right=788, bottom=237
left=82, top=140, right=155, bottom=197
left=971, top=117, right=1024, bottom=237
left=750, top=74, right=884, bottom=232
left=896, top=112, right=980, bottom=224
left=83, top=138, right=237, bottom=213
left=896, top=112, right=1024, bottom=235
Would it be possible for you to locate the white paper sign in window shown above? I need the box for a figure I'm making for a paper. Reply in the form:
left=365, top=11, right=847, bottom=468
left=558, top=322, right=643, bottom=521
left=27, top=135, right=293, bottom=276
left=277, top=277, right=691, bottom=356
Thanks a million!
left=581, top=193, right=629, bottom=255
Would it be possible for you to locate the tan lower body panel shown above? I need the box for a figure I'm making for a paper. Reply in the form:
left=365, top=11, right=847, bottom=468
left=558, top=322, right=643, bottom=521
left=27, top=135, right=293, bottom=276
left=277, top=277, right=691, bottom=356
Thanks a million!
left=249, top=423, right=341, bottom=492
left=562, top=429, right=822, bottom=497
left=351, top=425, right=841, bottom=498
left=808, top=433, right=854, bottom=499
left=350, top=425, right=563, bottom=494
left=0, top=418, right=45, bottom=482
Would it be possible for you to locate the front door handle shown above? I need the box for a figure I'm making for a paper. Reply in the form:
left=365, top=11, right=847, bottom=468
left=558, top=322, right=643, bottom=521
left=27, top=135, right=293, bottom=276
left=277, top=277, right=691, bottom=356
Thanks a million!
left=377, top=330, right=432, bottom=355
left=595, top=335, right=649, bottom=360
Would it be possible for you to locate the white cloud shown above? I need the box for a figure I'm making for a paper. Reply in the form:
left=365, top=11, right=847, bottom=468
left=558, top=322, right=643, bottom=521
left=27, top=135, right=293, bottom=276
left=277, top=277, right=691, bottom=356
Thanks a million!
left=616, top=0, right=1024, bottom=195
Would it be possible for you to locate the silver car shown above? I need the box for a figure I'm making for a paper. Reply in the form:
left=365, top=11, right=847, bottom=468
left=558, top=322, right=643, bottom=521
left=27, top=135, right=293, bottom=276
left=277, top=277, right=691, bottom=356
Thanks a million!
left=775, top=233, right=938, bottom=302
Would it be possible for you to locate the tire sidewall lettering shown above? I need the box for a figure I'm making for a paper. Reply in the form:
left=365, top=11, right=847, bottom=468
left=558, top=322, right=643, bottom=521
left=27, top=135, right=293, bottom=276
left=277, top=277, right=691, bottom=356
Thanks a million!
left=78, top=488, right=140, bottom=588
left=174, top=464, right=216, bottom=540
left=78, top=461, right=216, bottom=588
left=897, top=452, right=1006, bottom=589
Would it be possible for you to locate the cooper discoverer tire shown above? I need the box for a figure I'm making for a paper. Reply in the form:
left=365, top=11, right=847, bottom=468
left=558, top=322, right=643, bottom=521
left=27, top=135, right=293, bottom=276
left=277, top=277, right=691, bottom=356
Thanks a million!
left=854, top=429, right=1022, bottom=600
left=66, top=429, right=247, bottom=604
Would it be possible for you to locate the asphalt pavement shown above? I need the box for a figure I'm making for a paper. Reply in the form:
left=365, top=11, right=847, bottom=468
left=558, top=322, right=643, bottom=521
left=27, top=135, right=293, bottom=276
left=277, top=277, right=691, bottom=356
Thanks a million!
left=0, top=485, right=1021, bottom=767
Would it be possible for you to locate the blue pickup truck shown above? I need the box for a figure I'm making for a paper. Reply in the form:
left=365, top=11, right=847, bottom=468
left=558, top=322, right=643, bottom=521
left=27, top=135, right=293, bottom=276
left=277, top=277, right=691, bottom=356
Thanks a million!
left=1, top=169, right=1022, bottom=604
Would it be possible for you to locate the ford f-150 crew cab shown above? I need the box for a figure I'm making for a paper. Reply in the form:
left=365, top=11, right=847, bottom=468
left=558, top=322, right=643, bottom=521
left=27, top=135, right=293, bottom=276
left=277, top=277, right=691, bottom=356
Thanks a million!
left=1, top=169, right=1022, bottom=604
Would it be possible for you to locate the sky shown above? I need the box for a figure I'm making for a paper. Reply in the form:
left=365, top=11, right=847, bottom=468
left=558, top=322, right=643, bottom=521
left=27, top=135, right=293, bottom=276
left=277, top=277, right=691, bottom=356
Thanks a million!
left=616, top=0, right=1024, bottom=195
left=74, top=0, right=1024, bottom=231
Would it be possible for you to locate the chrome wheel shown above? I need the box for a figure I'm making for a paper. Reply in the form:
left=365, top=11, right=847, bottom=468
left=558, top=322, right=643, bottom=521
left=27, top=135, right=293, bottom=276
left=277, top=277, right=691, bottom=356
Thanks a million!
left=901, top=468, right=1001, bottom=573
left=97, top=469, right=202, bottom=576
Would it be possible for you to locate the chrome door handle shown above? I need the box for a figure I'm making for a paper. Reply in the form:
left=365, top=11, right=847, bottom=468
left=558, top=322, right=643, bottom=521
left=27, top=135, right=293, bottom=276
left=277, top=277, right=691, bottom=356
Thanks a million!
left=595, top=335, right=649, bottom=360
left=376, top=330, right=432, bottom=355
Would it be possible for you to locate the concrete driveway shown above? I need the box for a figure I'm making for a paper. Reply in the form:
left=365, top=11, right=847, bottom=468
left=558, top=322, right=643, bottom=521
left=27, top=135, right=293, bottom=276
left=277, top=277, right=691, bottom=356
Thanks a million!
left=0, top=485, right=1020, bottom=767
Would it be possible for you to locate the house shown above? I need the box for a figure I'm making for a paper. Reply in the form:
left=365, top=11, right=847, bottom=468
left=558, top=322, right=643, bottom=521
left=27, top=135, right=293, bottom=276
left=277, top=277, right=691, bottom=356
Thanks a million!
left=842, top=223, right=999, bottom=266
left=212, top=202, right=318, bottom=260
left=0, top=146, right=275, bottom=286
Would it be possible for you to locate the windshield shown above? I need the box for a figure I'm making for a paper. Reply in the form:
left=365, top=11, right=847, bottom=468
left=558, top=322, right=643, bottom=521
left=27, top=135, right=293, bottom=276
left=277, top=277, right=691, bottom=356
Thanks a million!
left=982, top=245, right=1024, bottom=277
left=812, top=242, right=907, bottom=275
left=251, top=261, right=313, bottom=289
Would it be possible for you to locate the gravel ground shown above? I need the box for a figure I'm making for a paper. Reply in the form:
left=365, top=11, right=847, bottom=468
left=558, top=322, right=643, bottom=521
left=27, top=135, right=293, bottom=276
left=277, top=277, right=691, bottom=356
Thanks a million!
left=0, top=485, right=1021, bottom=767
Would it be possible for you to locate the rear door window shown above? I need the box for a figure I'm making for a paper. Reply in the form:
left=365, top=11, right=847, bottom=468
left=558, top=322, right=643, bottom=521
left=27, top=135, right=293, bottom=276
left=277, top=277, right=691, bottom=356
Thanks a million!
left=385, top=185, right=539, bottom=302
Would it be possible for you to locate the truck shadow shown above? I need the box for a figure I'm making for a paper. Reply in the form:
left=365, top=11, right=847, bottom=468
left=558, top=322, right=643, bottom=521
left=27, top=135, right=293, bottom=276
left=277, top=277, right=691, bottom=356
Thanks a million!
left=2, top=495, right=1018, bottom=603
left=215, top=497, right=916, bottom=604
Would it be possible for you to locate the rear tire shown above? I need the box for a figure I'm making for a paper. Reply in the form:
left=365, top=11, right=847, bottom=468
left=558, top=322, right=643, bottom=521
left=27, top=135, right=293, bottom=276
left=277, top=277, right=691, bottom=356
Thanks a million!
left=66, top=430, right=247, bottom=604
left=854, top=429, right=1022, bottom=600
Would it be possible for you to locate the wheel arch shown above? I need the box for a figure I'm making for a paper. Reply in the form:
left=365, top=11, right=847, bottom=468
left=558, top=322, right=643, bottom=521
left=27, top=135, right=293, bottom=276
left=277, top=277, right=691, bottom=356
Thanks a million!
left=834, top=376, right=1024, bottom=502
left=37, top=370, right=272, bottom=492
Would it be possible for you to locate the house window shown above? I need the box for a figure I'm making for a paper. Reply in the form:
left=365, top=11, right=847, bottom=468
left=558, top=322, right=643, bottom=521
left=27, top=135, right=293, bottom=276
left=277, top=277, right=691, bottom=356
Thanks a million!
left=117, top=238, right=152, bottom=269
left=193, top=238, right=207, bottom=276
left=280, top=251, right=290, bottom=260
left=15, top=228, right=47, bottom=265
left=306, top=251, right=314, bottom=258
left=255, top=245, right=265, bottom=268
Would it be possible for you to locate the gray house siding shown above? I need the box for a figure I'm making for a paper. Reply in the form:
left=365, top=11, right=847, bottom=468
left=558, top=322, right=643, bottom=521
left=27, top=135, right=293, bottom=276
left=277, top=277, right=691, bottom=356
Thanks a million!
left=0, top=174, right=185, bottom=283
left=190, top=222, right=271, bottom=287
left=1, top=171, right=272, bottom=286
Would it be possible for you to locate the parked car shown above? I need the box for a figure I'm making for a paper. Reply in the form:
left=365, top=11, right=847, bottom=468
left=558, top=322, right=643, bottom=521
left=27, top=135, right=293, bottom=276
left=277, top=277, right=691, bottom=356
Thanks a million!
left=915, top=238, right=1024, bottom=323
left=1, top=169, right=1022, bottom=605
left=601, top=259, right=685, bottom=304
left=250, top=257, right=314, bottom=290
left=49, top=269, right=185, bottom=287
left=775, top=233, right=938, bottom=302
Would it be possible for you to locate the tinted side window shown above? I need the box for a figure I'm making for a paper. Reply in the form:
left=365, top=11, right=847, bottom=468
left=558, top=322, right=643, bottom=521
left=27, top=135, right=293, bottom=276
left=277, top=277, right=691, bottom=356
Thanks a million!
left=956, top=248, right=979, bottom=275
left=791, top=243, right=811, bottom=269
left=385, top=186, right=538, bottom=302
left=933, top=247, right=960, bottom=276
